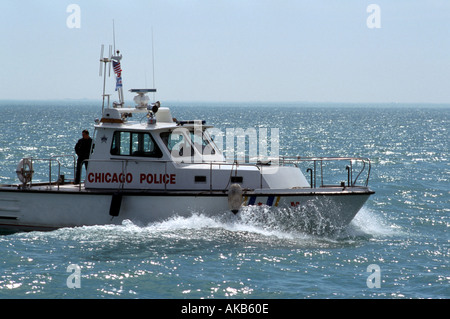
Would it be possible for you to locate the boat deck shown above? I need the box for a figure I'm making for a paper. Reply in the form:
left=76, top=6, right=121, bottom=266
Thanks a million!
left=0, top=182, right=374, bottom=197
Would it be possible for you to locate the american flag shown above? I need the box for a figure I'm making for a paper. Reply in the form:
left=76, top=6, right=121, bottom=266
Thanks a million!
left=115, top=77, right=122, bottom=91
left=112, top=60, right=122, bottom=77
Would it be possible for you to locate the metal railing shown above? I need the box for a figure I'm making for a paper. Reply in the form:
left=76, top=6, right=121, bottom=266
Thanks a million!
left=18, top=154, right=371, bottom=192
left=19, top=155, right=76, bottom=190
left=278, top=156, right=371, bottom=188
left=78, top=155, right=371, bottom=191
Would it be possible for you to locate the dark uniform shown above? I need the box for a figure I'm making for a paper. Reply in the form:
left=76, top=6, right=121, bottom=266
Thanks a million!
left=74, top=133, right=92, bottom=184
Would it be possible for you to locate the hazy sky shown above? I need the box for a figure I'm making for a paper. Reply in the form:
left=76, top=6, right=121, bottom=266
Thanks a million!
left=1, top=0, right=449, bottom=103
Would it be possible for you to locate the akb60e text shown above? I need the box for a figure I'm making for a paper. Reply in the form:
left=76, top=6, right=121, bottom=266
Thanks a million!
left=225, top=303, right=269, bottom=314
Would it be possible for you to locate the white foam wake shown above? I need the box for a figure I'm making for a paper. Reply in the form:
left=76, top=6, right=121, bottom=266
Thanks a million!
left=16, top=206, right=400, bottom=247
left=346, top=207, right=402, bottom=238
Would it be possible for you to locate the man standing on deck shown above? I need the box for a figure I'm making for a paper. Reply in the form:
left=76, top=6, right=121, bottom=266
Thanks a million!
left=74, top=130, right=92, bottom=184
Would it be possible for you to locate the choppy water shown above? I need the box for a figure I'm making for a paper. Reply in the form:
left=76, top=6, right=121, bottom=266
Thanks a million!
left=0, top=101, right=448, bottom=299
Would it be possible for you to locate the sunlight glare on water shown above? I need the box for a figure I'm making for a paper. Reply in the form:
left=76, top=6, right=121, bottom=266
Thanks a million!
left=0, top=102, right=448, bottom=299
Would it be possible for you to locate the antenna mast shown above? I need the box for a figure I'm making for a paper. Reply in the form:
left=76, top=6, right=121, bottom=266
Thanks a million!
left=110, top=20, right=124, bottom=107
left=113, top=20, right=116, bottom=53
left=152, top=27, right=156, bottom=102
left=98, top=20, right=124, bottom=111
left=99, top=44, right=112, bottom=112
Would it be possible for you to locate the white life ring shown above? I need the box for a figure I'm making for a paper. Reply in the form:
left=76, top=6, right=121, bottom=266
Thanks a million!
left=16, top=158, right=34, bottom=184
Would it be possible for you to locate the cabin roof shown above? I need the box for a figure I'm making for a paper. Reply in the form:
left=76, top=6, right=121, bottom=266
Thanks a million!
left=96, top=106, right=211, bottom=131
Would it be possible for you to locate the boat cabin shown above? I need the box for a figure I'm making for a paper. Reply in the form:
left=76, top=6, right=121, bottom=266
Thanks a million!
left=85, top=97, right=309, bottom=192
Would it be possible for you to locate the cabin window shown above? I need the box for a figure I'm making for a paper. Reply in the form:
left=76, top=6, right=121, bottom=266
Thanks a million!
left=160, top=131, right=194, bottom=157
left=160, top=131, right=216, bottom=158
left=160, top=131, right=185, bottom=152
left=189, top=132, right=215, bottom=155
left=195, top=176, right=207, bottom=183
left=111, top=131, right=162, bottom=158
left=230, top=176, right=243, bottom=183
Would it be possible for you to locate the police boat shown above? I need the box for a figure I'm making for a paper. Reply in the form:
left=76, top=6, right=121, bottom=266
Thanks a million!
left=0, top=47, right=374, bottom=233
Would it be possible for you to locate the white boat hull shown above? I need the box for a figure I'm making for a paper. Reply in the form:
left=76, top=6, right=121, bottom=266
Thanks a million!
left=0, top=185, right=373, bottom=234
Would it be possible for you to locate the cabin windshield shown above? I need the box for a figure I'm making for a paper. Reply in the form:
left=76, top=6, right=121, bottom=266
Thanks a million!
left=111, top=131, right=162, bottom=158
left=160, top=129, right=221, bottom=160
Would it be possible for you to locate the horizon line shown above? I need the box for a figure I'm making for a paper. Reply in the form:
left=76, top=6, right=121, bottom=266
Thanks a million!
left=1, top=98, right=450, bottom=106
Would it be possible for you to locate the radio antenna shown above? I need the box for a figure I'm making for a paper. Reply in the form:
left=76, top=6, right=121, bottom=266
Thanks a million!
left=151, top=27, right=156, bottom=102
left=99, top=44, right=112, bottom=111
left=113, top=20, right=116, bottom=53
